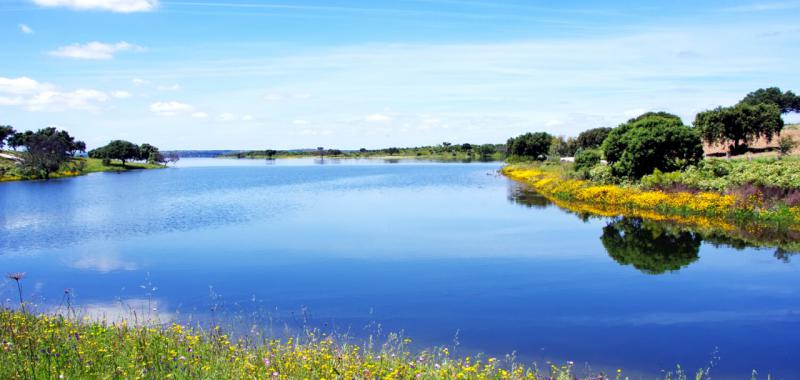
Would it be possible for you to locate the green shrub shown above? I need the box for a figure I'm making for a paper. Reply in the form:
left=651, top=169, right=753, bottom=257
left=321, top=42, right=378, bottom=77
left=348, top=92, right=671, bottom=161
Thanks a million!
left=574, top=149, right=601, bottom=174
left=588, top=164, right=616, bottom=184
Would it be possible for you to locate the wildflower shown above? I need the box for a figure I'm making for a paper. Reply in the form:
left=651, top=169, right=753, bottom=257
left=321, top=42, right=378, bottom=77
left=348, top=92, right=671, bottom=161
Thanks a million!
left=7, top=272, right=25, bottom=281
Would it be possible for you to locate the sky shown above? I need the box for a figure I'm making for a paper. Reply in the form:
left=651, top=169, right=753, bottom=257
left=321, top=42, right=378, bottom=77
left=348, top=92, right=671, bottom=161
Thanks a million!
left=1, top=0, right=799, bottom=150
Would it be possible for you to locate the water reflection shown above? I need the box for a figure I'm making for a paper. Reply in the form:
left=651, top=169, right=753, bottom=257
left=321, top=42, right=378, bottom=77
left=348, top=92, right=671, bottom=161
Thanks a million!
left=508, top=182, right=800, bottom=273
left=601, top=218, right=701, bottom=274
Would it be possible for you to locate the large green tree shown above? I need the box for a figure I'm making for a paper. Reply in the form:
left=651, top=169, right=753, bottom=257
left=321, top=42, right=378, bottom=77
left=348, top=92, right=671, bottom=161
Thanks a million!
left=19, top=127, right=84, bottom=179
left=694, top=103, right=784, bottom=154
left=602, top=112, right=703, bottom=178
left=740, top=87, right=800, bottom=114
left=0, top=125, right=15, bottom=150
left=89, top=140, right=141, bottom=165
left=507, top=132, right=553, bottom=160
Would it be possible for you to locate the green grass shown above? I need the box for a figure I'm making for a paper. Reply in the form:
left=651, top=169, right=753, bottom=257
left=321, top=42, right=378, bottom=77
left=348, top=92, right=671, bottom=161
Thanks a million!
left=0, top=154, right=164, bottom=182
left=0, top=309, right=716, bottom=380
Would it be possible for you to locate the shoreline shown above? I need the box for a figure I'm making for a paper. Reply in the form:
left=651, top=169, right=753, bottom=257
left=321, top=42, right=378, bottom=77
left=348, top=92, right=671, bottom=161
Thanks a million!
left=501, top=164, right=800, bottom=235
left=0, top=156, right=165, bottom=183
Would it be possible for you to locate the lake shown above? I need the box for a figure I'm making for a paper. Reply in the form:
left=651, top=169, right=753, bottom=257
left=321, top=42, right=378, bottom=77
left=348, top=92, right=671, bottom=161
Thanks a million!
left=1, top=158, right=798, bottom=378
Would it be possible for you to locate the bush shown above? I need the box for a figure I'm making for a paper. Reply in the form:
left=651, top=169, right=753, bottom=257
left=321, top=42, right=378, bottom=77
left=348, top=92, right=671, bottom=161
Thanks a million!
left=574, top=149, right=601, bottom=173
left=602, top=112, right=703, bottom=179
left=779, top=136, right=797, bottom=156
left=588, top=164, right=616, bottom=184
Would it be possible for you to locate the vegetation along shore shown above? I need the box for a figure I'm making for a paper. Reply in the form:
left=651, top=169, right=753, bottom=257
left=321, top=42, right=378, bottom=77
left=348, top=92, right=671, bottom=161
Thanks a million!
left=502, top=87, right=800, bottom=231
left=1, top=307, right=710, bottom=380
left=0, top=126, right=177, bottom=182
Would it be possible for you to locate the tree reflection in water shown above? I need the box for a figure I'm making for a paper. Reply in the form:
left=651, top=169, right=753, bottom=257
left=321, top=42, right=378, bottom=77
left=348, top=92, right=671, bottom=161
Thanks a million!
left=600, top=218, right=701, bottom=274
left=507, top=182, right=799, bottom=273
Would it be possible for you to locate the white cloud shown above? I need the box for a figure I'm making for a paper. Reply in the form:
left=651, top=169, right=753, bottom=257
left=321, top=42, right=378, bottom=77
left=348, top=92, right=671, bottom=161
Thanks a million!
left=32, top=0, right=159, bottom=13
left=149, top=101, right=193, bottom=116
left=241, top=114, right=253, bottom=121
left=365, top=113, right=391, bottom=122
left=219, top=112, right=235, bottom=121
left=19, top=24, right=33, bottom=34
left=157, top=83, right=181, bottom=91
left=0, top=76, right=52, bottom=94
left=544, top=119, right=564, bottom=127
left=27, top=89, right=110, bottom=112
left=191, top=112, right=208, bottom=119
left=132, top=78, right=150, bottom=85
left=49, top=41, right=144, bottom=60
left=292, top=119, right=309, bottom=125
left=0, top=76, right=111, bottom=111
left=111, top=90, right=131, bottom=99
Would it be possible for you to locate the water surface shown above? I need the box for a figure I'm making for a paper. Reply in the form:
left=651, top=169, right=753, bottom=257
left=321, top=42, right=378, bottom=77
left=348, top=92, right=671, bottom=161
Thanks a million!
left=1, top=159, right=798, bottom=378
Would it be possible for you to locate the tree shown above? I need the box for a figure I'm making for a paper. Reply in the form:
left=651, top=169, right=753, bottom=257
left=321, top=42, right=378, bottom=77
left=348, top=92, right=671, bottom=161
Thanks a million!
left=0, top=125, right=15, bottom=150
left=139, top=143, right=160, bottom=161
left=550, top=136, right=578, bottom=157
left=601, top=218, right=701, bottom=275
left=385, top=147, right=400, bottom=155
left=740, top=87, right=800, bottom=114
left=89, top=140, right=141, bottom=166
left=165, top=152, right=180, bottom=166
left=576, top=127, right=612, bottom=150
left=20, top=127, right=78, bottom=179
left=694, top=103, right=784, bottom=154
left=507, top=132, right=553, bottom=160
left=477, top=144, right=497, bottom=158
left=603, top=112, right=703, bottom=178
left=317, top=147, right=324, bottom=158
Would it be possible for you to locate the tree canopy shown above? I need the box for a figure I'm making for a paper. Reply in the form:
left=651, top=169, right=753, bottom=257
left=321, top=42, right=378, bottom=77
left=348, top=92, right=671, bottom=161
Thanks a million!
left=507, top=132, right=553, bottom=160
left=602, top=112, right=703, bottom=179
left=694, top=103, right=784, bottom=154
left=89, top=140, right=142, bottom=165
left=575, top=127, right=612, bottom=150
left=740, top=87, right=800, bottom=114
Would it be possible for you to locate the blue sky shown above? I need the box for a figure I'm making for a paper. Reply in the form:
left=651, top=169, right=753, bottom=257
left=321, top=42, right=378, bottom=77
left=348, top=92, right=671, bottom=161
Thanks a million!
left=1, top=0, right=799, bottom=149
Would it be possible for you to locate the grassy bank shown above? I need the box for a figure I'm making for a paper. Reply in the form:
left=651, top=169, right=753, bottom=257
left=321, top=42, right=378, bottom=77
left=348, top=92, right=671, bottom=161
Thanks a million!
left=0, top=310, right=619, bottom=380
left=0, top=154, right=164, bottom=182
left=502, top=163, right=800, bottom=231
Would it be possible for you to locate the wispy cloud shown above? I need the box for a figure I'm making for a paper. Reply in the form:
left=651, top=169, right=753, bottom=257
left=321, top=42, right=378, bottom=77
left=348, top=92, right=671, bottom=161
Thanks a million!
left=111, top=90, right=132, bottom=99
left=19, top=24, right=33, bottom=34
left=365, top=114, right=391, bottom=123
left=149, top=101, right=193, bottom=116
left=722, top=1, right=800, bottom=12
left=33, top=0, right=159, bottom=13
left=49, top=41, right=144, bottom=60
left=157, top=83, right=181, bottom=91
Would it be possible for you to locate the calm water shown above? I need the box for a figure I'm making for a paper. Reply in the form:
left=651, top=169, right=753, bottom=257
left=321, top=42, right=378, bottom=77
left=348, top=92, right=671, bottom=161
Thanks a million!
left=1, top=159, right=798, bottom=378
